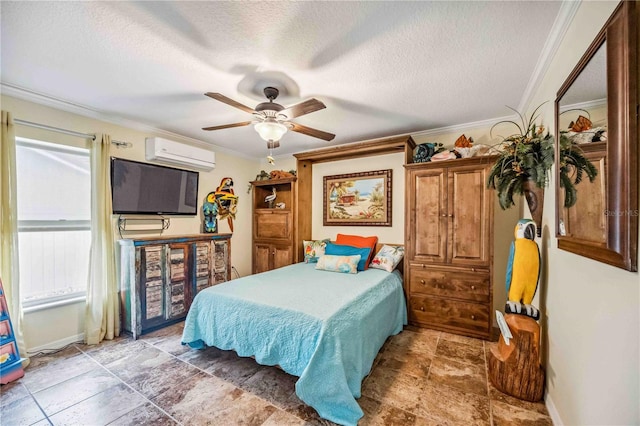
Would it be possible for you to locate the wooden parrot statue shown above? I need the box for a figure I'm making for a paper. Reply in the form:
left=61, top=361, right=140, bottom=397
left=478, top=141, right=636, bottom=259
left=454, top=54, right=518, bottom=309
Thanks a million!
left=505, top=219, right=541, bottom=320
left=209, top=177, right=238, bottom=232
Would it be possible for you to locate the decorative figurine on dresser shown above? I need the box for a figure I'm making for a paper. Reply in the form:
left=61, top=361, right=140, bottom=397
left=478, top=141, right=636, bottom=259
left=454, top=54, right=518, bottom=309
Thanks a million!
left=118, top=234, right=231, bottom=339
left=488, top=219, right=545, bottom=402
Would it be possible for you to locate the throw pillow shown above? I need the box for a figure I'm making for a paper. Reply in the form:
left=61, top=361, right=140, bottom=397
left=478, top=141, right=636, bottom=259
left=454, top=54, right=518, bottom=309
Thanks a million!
left=315, top=254, right=360, bottom=274
left=335, top=234, right=378, bottom=270
left=303, top=239, right=330, bottom=263
left=324, top=242, right=371, bottom=271
left=370, top=245, right=405, bottom=272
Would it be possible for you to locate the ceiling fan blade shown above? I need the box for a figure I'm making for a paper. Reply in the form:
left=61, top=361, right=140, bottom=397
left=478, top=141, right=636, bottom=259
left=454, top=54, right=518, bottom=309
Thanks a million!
left=202, top=121, right=252, bottom=131
left=289, top=122, right=335, bottom=141
left=280, top=98, right=326, bottom=119
left=205, top=92, right=255, bottom=114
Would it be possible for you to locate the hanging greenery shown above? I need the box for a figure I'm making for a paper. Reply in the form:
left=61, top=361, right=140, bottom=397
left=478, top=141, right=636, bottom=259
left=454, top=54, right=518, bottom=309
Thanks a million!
left=487, top=103, right=555, bottom=210
left=557, top=132, right=598, bottom=208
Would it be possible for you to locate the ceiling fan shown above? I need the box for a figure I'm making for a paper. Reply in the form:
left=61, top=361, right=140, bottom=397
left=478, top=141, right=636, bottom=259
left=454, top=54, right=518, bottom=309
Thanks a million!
left=202, top=87, right=336, bottom=149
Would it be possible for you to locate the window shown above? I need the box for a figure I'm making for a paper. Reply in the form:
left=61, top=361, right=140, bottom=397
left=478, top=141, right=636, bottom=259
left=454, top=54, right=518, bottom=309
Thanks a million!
left=16, top=138, right=91, bottom=310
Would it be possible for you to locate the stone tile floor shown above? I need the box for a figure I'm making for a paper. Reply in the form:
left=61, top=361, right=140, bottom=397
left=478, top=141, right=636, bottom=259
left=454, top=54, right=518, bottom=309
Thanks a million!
left=0, top=323, right=552, bottom=425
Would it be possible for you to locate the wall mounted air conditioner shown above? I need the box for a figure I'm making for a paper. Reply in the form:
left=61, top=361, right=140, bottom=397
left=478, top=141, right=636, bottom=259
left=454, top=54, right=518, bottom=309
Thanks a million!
left=145, top=137, right=215, bottom=171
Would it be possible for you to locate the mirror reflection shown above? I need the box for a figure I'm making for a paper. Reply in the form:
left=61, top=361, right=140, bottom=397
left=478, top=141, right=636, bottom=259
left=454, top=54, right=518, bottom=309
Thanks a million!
left=557, top=41, right=607, bottom=244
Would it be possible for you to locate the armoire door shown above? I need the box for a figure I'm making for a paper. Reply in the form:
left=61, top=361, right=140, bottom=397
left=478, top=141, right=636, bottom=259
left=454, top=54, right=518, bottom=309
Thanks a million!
left=272, top=244, right=293, bottom=270
left=447, top=164, right=491, bottom=266
left=409, top=168, right=447, bottom=264
left=253, top=243, right=272, bottom=274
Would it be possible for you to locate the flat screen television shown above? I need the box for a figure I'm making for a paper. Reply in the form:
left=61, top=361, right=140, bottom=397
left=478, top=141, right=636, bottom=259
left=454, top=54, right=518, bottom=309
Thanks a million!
left=111, top=157, right=199, bottom=215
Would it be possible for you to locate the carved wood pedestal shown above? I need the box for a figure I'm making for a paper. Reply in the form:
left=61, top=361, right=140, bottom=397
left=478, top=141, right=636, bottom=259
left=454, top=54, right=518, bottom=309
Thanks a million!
left=487, top=314, right=545, bottom=402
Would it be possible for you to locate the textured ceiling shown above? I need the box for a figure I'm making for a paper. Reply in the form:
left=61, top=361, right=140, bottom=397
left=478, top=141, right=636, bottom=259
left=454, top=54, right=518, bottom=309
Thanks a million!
left=1, top=1, right=563, bottom=159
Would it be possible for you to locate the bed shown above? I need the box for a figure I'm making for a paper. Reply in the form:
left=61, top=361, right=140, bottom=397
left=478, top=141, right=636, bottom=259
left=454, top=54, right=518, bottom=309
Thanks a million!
left=181, top=261, right=407, bottom=426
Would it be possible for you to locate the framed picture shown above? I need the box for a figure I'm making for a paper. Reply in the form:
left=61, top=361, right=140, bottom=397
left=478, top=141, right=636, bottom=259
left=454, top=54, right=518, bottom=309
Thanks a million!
left=323, top=169, right=392, bottom=226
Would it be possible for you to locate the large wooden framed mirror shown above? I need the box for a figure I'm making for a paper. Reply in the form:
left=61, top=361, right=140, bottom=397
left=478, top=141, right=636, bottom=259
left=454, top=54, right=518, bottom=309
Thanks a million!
left=555, top=1, right=638, bottom=271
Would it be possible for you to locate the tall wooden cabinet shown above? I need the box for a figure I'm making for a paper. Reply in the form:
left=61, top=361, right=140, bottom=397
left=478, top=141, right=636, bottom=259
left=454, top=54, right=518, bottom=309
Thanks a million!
left=405, top=156, right=497, bottom=339
left=559, top=141, right=607, bottom=244
left=251, top=177, right=298, bottom=274
left=118, top=234, right=231, bottom=338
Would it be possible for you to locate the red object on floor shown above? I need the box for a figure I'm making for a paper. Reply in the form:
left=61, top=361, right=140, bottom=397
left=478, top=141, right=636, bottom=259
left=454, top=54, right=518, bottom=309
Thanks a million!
left=0, top=278, right=25, bottom=384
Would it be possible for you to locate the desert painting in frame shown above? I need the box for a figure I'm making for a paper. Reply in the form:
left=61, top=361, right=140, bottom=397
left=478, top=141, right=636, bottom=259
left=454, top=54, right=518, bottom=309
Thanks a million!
left=323, top=169, right=392, bottom=226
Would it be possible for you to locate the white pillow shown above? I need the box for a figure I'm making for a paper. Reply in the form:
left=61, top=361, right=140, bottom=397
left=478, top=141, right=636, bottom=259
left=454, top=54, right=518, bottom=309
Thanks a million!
left=369, top=245, right=404, bottom=272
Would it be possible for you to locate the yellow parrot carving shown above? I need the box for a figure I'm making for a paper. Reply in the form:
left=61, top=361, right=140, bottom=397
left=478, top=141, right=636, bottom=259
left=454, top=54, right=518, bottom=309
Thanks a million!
left=505, top=219, right=541, bottom=320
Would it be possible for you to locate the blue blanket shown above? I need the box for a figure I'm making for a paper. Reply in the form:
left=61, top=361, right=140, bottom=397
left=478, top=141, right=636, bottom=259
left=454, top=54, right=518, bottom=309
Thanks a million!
left=181, top=262, right=407, bottom=425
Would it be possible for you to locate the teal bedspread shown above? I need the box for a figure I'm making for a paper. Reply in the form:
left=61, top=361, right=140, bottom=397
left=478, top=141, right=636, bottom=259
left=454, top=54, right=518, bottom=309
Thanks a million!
left=181, top=262, right=407, bottom=426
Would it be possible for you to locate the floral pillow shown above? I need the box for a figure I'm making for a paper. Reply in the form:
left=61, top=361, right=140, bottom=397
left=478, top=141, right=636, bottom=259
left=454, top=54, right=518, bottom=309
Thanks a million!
left=315, top=254, right=361, bottom=274
left=370, top=245, right=405, bottom=272
left=303, top=239, right=330, bottom=263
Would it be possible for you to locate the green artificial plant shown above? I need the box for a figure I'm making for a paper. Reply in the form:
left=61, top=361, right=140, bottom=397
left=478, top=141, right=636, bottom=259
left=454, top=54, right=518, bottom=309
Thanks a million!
left=487, top=103, right=555, bottom=210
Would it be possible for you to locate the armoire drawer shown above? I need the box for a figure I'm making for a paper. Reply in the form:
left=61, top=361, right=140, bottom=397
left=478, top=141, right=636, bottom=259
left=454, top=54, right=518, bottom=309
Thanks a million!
left=408, top=295, right=490, bottom=336
left=409, top=268, right=490, bottom=302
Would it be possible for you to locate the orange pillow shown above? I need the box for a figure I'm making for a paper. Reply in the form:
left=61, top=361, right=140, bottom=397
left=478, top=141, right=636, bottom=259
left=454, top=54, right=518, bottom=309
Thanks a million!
left=335, top=234, right=378, bottom=270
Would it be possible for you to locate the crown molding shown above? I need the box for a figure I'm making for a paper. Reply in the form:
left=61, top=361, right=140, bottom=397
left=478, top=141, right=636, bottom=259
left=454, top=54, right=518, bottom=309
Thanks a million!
left=1, top=82, right=255, bottom=160
left=517, top=0, right=582, bottom=113
left=410, top=114, right=517, bottom=139
left=559, top=97, right=606, bottom=113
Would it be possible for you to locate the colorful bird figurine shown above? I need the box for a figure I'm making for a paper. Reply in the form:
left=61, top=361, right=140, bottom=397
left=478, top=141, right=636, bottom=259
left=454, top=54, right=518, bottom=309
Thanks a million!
left=505, top=219, right=541, bottom=320
left=264, top=187, right=277, bottom=208
left=210, top=177, right=238, bottom=232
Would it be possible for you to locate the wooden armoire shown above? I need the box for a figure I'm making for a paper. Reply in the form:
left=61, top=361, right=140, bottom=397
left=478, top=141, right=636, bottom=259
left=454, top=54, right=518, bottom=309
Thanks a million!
left=250, top=176, right=298, bottom=274
left=404, top=156, right=499, bottom=339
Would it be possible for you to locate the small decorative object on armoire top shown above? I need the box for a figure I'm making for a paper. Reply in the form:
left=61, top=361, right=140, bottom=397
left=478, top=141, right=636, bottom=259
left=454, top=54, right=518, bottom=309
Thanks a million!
left=413, top=142, right=445, bottom=163
left=453, top=134, right=474, bottom=158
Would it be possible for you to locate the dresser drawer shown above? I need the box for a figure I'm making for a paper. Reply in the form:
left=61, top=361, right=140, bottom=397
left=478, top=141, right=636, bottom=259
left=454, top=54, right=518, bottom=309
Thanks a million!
left=408, top=295, right=490, bottom=337
left=409, top=268, right=490, bottom=302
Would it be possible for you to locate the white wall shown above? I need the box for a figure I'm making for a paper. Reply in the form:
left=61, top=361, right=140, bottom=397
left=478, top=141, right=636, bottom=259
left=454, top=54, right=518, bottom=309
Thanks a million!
left=311, top=152, right=405, bottom=243
left=527, top=2, right=639, bottom=425
left=2, top=95, right=259, bottom=351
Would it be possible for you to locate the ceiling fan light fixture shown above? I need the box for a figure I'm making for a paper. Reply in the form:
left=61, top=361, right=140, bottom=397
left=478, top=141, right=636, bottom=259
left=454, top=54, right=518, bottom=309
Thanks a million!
left=254, top=119, right=287, bottom=142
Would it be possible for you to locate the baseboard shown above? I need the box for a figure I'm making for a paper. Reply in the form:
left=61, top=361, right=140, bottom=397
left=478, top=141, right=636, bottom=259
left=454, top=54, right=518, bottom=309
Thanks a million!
left=27, top=333, right=85, bottom=355
left=545, top=390, right=563, bottom=425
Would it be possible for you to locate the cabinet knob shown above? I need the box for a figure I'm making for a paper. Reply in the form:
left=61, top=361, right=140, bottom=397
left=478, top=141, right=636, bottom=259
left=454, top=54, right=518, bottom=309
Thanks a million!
left=420, top=279, right=425, bottom=285
left=272, top=251, right=275, bottom=255
left=471, top=268, right=476, bottom=272
left=421, top=263, right=425, bottom=268
left=441, top=213, right=447, bottom=217
left=420, top=306, right=425, bottom=311
left=471, top=285, right=476, bottom=290
left=448, top=214, right=453, bottom=217
left=471, top=315, right=476, bottom=320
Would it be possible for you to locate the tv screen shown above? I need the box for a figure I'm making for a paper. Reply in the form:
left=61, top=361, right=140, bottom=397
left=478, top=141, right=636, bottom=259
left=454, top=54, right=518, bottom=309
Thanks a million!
left=111, top=157, right=199, bottom=215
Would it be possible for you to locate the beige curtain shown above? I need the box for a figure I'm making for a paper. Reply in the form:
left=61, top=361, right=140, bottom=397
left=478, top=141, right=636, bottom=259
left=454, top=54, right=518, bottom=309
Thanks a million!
left=84, top=134, right=119, bottom=345
left=0, top=111, right=29, bottom=366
